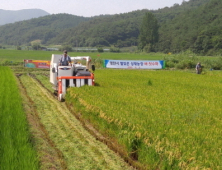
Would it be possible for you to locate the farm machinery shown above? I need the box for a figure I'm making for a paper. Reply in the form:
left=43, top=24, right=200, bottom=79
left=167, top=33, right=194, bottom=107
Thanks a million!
left=50, top=54, right=95, bottom=101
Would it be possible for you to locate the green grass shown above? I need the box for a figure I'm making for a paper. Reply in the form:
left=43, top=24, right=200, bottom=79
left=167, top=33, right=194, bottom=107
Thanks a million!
left=0, top=49, right=167, bottom=61
left=66, top=69, right=222, bottom=169
left=0, top=49, right=56, bottom=62
left=0, top=66, right=39, bottom=170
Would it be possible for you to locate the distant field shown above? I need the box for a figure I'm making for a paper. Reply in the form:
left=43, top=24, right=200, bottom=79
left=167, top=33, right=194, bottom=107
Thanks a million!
left=0, top=49, right=167, bottom=62
left=0, top=49, right=220, bottom=65
left=0, top=49, right=57, bottom=61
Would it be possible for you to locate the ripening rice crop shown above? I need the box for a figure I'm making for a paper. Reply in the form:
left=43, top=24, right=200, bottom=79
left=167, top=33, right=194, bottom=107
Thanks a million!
left=0, top=66, right=38, bottom=170
left=66, top=69, right=222, bottom=169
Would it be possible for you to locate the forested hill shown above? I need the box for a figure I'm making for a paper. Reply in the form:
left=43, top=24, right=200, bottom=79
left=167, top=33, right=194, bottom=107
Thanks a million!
left=1, top=0, right=221, bottom=55
left=0, top=14, right=92, bottom=45
left=49, top=10, right=147, bottom=47
left=48, top=0, right=212, bottom=49
left=158, top=0, right=222, bottom=55
left=0, top=9, right=49, bottom=25
left=153, top=0, right=209, bottom=23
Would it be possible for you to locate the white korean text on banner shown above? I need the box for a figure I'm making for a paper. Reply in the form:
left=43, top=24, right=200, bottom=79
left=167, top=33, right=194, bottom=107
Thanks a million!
left=104, top=60, right=165, bottom=69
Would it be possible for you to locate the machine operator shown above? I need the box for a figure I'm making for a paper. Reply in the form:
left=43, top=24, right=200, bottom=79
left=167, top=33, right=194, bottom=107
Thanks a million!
left=59, top=50, right=71, bottom=66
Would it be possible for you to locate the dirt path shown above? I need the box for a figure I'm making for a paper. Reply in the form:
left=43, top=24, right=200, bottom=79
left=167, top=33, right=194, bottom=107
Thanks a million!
left=19, top=74, right=133, bottom=170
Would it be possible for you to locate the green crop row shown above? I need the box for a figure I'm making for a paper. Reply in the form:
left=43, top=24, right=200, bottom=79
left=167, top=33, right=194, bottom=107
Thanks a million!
left=66, top=69, right=222, bottom=169
left=0, top=66, right=38, bottom=170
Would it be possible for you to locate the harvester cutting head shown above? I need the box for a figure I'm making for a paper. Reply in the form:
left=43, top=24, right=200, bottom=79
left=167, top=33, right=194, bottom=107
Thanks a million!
left=50, top=54, right=95, bottom=101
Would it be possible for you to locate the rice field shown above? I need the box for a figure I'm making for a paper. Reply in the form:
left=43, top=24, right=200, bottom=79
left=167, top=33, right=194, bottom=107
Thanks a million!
left=66, top=69, right=222, bottom=169
left=1, top=50, right=222, bottom=169
left=0, top=66, right=38, bottom=170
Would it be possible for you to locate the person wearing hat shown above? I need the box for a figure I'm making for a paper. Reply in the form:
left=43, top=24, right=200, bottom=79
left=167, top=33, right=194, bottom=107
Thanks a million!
left=59, top=50, right=71, bottom=66
left=195, top=62, right=202, bottom=74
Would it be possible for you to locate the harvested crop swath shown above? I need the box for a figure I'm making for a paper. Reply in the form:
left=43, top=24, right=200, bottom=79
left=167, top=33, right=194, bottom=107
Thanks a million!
left=0, top=66, right=38, bottom=170
left=66, top=69, right=222, bottom=169
left=20, top=74, right=131, bottom=170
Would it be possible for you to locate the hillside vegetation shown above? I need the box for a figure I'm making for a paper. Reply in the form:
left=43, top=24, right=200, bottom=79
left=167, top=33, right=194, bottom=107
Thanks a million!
left=0, top=0, right=221, bottom=55
left=158, top=0, right=222, bottom=55
left=0, top=14, right=92, bottom=45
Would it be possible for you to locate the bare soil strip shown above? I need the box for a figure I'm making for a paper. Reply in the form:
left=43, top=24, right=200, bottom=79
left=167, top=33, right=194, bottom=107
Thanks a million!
left=19, top=74, right=133, bottom=170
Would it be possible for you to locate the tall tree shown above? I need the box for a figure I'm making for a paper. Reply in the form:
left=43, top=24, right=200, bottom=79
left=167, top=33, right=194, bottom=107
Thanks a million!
left=138, top=12, right=159, bottom=52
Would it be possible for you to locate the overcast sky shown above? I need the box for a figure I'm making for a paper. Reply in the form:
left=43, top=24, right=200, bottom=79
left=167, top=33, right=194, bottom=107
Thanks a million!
left=1, top=0, right=184, bottom=17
